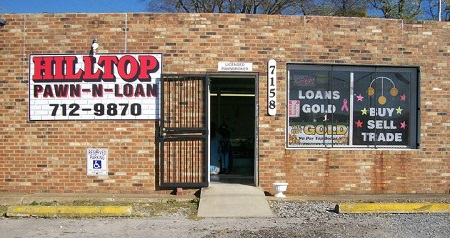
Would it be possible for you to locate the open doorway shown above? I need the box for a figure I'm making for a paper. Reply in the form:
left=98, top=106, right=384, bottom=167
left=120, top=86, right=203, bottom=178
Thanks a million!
left=209, top=73, right=257, bottom=185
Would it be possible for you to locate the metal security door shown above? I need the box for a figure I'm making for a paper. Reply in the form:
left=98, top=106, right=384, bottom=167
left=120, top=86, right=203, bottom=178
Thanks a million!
left=159, top=75, right=208, bottom=188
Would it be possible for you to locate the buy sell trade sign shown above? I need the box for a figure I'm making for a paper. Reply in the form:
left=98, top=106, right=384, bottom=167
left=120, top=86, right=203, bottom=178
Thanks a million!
left=29, top=53, right=162, bottom=120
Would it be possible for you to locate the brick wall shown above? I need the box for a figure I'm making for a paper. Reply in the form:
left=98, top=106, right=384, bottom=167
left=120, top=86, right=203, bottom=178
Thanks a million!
left=0, top=13, right=449, bottom=195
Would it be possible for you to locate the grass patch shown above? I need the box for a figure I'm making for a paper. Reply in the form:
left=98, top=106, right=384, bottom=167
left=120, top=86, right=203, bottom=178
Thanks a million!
left=15, top=198, right=201, bottom=219
left=30, top=201, right=59, bottom=206
left=0, top=206, right=7, bottom=216
left=133, top=198, right=200, bottom=219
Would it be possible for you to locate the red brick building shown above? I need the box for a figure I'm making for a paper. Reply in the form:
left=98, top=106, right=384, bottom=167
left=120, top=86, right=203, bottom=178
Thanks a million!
left=0, top=13, right=449, bottom=195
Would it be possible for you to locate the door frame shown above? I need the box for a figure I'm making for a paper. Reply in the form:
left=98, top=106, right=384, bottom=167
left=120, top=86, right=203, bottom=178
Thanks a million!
left=207, top=72, right=259, bottom=186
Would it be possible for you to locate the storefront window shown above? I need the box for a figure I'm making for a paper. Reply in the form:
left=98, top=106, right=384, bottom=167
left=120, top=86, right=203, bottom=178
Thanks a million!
left=286, top=64, right=419, bottom=149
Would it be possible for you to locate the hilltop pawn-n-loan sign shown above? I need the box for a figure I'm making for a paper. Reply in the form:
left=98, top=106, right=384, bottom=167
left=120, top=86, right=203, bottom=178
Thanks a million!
left=29, top=53, right=162, bottom=121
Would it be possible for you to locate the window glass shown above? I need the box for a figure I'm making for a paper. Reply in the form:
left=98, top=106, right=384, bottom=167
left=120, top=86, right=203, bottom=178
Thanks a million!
left=287, top=64, right=418, bottom=149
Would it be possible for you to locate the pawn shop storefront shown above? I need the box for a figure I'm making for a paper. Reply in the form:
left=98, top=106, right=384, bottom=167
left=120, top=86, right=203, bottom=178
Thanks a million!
left=28, top=53, right=260, bottom=191
left=0, top=13, right=449, bottom=195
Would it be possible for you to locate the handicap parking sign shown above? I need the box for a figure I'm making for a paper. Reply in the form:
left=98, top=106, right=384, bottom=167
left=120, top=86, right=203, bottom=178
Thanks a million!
left=87, top=148, right=108, bottom=176
left=93, top=160, right=102, bottom=169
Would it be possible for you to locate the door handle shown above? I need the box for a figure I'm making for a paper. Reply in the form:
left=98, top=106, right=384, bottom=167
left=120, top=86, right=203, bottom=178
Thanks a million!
left=160, top=128, right=166, bottom=138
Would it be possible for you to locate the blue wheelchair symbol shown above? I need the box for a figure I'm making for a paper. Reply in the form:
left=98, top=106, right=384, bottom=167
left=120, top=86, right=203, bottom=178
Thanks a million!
left=93, top=160, right=102, bottom=169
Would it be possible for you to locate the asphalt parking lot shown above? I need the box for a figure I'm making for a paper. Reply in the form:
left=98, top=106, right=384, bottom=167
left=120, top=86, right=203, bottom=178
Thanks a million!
left=1, top=192, right=449, bottom=237
left=1, top=201, right=450, bottom=238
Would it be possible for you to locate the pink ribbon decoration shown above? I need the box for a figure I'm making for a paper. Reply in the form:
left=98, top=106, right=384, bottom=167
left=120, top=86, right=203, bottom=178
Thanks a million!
left=341, top=99, right=349, bottom=112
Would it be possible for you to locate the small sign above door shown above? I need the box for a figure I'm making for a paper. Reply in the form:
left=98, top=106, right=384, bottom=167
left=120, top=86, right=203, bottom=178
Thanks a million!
left=218, top=62, right=253, bottom=72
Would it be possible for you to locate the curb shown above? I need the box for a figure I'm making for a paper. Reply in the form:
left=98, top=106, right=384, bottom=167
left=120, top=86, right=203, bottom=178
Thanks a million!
left=6, top=205, right=133, bottom=217
left=336, top=203, right=450, bottom=214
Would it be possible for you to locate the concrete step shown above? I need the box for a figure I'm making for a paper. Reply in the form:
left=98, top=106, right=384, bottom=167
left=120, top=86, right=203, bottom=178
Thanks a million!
left=197, top=183, right=274, bottom=217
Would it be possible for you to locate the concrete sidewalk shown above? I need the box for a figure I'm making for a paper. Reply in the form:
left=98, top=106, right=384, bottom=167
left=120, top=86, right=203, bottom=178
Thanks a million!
left=197, top=183, right=274, bottom=217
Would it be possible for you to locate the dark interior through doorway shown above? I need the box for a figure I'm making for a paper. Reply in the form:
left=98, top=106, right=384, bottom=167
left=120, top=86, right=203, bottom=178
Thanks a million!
left=209, top=75, right=256, bottom=185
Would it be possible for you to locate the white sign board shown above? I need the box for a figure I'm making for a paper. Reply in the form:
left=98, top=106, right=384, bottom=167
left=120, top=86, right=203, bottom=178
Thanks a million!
left=87, top=148, right=108, bottom=176
left=218, top=62, right=253, bottom=71
left=267, top=59, right=277, bottom=116
left=29, top=53, right=162, bottom=120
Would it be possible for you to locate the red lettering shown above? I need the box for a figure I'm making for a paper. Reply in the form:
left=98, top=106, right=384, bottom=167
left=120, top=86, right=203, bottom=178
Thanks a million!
left=138, top=55, right=159, bottom=81
left=32, top=57, right=53, bottom=80
left=52, top=57, right=65, bottom=79
left=64, top=56, right=83, bottom=80
left=82, top=56, right=102, bottom=81
left=33, top=56, right=83, bottom=81
left=98, top=56, right=118, bottom=81
left=118, top=55, right=139, bottom=82
left=31, top=54, right=160, bottom=82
